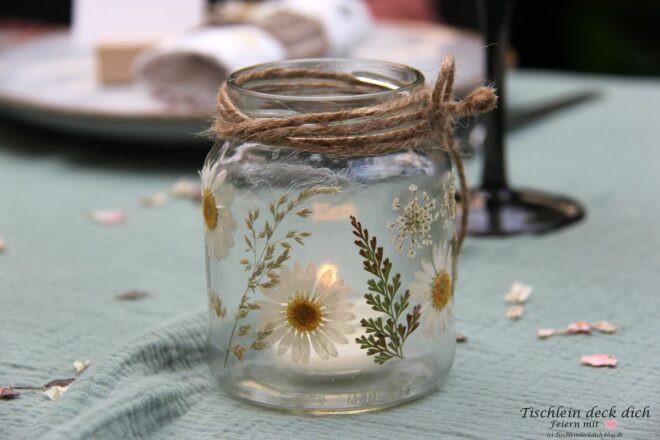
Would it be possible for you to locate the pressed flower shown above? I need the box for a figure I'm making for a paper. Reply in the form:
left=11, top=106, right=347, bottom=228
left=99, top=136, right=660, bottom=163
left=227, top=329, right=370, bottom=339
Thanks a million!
left=409, top=243, right=454, bottom=338
left=255, top=262, right=356, bottom=365
left=591, top=320, right=617, bottom=334
left=580, top=354, right=617, bottom=368
left=0, top=387, right=19, bottom=399
left=536, top=328, right=556, bottom=339
left=566, top=321, right=591, bottom=334
left=504, top=282, right=532, bottom=304
left=43, top=378, right=75, bottom=388
left=506, top=305, right=524, bottom=320
left=170, top=178, right=201, bottom=200
left=73, top=360, right=91, bottom=374
left=200, top=162, right=237, bottom=259
left=89, top=210, right=126, bottom=225
left=0, top=236, right=6, bottom=253
left=140, top=192, right=167, bottom=208
left=44, top=385, right=68, bottom=400
left=389, top=184, right=439, bottom=258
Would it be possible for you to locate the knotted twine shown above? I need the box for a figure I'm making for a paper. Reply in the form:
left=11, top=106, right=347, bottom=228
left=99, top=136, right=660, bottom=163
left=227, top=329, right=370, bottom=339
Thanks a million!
left=212, top=56, right=497, bottom=255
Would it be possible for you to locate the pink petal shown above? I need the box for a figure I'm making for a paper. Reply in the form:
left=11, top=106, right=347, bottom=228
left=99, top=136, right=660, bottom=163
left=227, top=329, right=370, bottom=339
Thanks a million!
left=89, top=210, right=126, bottom=225
left=591, top=320, right=618, bottom=334
left=0, top=387, right=20, bottom=399
left=566, top=321, right=592, bottom=334
left=115, top=290, right=149, bottom=301
left=536, top=328, right=556, bottom=339
left=43, top=378, right=75, bottom=388
left=580, top=354, right=617, bottom=368
left=506, top=305, right=524, bottom=320
left=0, top=236, right=6, bottom=253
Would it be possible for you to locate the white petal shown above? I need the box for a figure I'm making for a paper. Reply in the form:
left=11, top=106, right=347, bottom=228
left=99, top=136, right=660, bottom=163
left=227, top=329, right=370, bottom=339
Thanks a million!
left=328, top=321, right=356, bottom=335
left=303, top=263, right=317, bottom=294
left=325, top=310, right=356, bottom=322
left=310, top=332, right=330, bottom=360
left=321, top=325, right=348, bottom=344
left=313, top=331, right=338, bottom=358
left=277, top=329, right=295, bottom=356
left=263, top=322, right=289, bottom=344
left=299, top=334, right=311, bottom=365
left=421, top=260, right=435, bottom=277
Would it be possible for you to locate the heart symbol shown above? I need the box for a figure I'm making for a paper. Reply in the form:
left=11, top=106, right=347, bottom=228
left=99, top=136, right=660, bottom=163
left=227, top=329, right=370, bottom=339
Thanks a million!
left=604, top=419, right=618, bottom=430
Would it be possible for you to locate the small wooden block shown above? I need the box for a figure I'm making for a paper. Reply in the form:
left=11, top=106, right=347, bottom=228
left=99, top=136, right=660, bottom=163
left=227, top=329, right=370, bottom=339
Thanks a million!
left=96, top=42, right=151, bottom=85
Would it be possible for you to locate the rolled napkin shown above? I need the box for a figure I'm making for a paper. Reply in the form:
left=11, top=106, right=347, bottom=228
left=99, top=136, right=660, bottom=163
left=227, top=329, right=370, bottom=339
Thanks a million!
left=134, top=0, right=372, bottom=112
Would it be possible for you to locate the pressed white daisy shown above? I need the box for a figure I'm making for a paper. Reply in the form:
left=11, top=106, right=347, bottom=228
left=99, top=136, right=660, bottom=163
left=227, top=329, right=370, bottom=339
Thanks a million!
left=409, top=243, right=454, bottom=338
left=255, top=262, right=356, bottom=365
left=200, top=162, right=237, bottom=259
left=389, top=184, right=439, bottom=258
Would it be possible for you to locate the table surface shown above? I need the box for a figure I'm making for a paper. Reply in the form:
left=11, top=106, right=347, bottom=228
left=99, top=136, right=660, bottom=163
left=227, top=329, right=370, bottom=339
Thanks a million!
left=1, top=71, right=659, bottom=439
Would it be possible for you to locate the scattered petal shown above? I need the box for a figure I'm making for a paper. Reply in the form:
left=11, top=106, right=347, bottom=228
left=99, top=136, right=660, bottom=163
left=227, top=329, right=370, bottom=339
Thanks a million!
left=43, top=378, right=75, bottom=388
left=73, top=360, right=91, bottom=374
left=455, top=332, right=468, bottom=343
left=580, top=354, right=617, bottom=368
left=0, top=236, right=6, bottom=253
left=506, top=304, right=524, bottom=320
left=140, top=192, right=167, bottom=208
left=44, top=385, right=69, bottom=400
left=115, top=290, right=149, bottom=301
left=170, top=178, right=201, bottom=200
left=0, top=387, right=20, bottom=399
left=566, top=321, right=592, bottom=335
left=536, top=328, right=556, bottom=339
left=504, top=282, right=532, bottom=304
left=89, top=210, right=126, bottom=225
left=591, top=320, right=618, bottom=334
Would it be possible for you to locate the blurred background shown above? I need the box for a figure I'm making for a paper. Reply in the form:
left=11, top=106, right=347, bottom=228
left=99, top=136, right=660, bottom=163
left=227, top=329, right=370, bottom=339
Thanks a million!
left=3, top=0, right=658, bottom=75
left=0, top=0, right=658, bottom=149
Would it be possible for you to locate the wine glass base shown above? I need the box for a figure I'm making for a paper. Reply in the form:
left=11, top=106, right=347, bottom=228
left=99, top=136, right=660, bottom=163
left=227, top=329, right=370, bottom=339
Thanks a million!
left=464, top=187, right=585, bottom=236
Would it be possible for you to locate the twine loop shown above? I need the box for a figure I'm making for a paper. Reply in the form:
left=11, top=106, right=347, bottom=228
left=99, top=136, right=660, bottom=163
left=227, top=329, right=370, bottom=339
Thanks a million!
left=212, top=56, right=497, bottom=255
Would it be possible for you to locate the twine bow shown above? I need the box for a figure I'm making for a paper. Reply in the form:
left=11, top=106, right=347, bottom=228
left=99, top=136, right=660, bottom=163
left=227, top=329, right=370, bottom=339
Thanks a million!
left=212, top=56, right=497, bottom=255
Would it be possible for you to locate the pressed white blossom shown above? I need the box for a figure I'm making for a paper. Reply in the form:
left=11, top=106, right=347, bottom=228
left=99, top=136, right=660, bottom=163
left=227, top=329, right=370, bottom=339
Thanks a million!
left=140, top=192, right=167, bottom=208
left=409, top=244, right=453, bottom=338
left=389, top=184, right=439, bottom=258
left=255, top=262, right=356, bottom=365
left=170, top=178, right=201, bottom=199
left=504, top=281, right=533, bottom=304
left=73, top=360, right=91, bottom=374
left=200, top=162, right=237, bottom=259
left=44, top=386, right=69, bottom=400
left=506, top=305, right=524, bottom=320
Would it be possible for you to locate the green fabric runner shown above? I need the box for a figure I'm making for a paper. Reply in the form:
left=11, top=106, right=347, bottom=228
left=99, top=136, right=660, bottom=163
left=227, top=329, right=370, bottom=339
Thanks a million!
left=1, top=72, right=658, bottom=439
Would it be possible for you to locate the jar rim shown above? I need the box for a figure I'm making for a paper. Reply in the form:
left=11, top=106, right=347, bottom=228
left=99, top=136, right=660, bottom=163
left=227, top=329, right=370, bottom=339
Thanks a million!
left=226, top=58, right=425, bottom=103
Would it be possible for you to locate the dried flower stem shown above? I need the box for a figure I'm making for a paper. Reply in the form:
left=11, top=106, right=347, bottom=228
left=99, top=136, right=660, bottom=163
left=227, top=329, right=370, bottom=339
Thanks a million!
left=223, top=186, right=340, bottom=366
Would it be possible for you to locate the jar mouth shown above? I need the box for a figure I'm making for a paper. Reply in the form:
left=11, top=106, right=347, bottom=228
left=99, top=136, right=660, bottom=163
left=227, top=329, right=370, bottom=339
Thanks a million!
left=226, top=58, right=425, bottom=103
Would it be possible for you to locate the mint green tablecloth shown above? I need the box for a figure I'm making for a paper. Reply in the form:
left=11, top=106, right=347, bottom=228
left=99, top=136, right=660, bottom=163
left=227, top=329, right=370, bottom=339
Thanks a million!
left=1, top=72, right=659, bottom=439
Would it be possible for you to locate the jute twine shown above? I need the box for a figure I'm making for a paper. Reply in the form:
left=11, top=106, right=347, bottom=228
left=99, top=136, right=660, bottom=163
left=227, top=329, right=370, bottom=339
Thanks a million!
left=212, top=56, right=497, bottom=255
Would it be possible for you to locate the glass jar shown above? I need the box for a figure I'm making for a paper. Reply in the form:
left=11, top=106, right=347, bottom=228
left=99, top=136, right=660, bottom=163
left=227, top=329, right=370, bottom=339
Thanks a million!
left=203, top=59, right=456, bottom=413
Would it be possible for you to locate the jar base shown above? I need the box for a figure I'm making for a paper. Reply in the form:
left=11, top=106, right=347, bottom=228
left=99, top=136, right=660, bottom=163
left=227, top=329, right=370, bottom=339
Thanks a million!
left=210, top=348, right=450, bottom=414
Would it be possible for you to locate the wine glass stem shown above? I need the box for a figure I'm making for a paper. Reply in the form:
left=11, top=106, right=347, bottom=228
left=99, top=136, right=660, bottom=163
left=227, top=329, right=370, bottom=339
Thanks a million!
left=477, top=0, right=515, bottom=189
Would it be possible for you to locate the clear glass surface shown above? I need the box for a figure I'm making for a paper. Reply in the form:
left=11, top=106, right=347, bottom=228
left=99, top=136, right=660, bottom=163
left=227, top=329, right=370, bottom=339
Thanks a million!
left=203, top=59, right=457, bottom=413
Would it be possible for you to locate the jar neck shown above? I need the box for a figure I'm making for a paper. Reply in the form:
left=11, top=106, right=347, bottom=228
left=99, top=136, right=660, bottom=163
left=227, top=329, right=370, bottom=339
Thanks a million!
left=226, top=58, right=425, bottom=117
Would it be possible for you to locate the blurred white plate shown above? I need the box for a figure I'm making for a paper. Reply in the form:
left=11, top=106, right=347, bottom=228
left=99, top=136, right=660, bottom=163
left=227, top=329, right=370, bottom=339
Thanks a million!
left=0, top=21, right=483, bottom=145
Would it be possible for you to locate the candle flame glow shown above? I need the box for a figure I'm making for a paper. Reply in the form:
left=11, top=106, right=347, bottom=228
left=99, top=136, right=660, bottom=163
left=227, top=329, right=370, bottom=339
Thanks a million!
left=317, top=263, right=338, bottom=287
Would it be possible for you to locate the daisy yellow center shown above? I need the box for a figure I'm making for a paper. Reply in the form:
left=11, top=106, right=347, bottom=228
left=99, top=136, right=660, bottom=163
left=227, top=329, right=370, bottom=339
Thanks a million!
left=202, top=190, right=218, bottom=230
left=431, top=271, right=452, bottom=311
left=286, top=296, right=323, bottom=333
